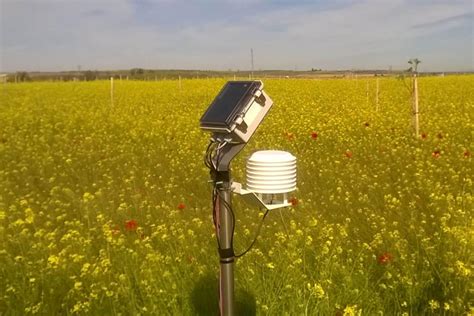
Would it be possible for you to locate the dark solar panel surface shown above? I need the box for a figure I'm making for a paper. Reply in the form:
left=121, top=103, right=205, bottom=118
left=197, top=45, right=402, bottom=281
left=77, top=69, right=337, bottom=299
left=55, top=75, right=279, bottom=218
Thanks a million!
left=200, top=81, right=261, bottom=128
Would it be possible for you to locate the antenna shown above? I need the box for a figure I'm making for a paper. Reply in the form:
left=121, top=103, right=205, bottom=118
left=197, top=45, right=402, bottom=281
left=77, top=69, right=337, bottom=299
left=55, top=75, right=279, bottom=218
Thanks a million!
left=250, top=48, right=254, bottom=79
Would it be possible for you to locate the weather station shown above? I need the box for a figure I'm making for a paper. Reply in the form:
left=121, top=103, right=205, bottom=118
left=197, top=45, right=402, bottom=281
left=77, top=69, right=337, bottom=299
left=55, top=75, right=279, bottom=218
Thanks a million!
left=200, top=80, right=297, bottom=315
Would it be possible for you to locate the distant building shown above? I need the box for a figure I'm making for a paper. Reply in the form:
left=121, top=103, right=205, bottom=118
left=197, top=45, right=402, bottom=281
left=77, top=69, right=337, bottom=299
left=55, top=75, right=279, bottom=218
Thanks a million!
left=0, top=74, right=7, bottom=83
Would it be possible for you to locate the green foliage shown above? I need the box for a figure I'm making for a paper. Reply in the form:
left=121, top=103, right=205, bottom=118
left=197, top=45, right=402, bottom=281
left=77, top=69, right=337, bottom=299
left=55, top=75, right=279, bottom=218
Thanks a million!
left=15, top=71, right=31, bottom=82
left=83, top=70, right=98, bottom=81
left=0, top=77, right=472, bottom=315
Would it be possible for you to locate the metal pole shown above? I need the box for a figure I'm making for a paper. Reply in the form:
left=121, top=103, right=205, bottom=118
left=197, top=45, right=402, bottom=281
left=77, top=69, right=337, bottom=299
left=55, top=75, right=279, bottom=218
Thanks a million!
left=212, top=143, right=245, bottom=316
left=217, top=182, right=234, bottom=316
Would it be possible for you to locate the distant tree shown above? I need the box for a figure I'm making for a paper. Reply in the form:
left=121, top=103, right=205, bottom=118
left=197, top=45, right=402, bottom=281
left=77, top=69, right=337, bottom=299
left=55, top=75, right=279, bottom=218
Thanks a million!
left=16, top=71, right=30, bottom=82
left=130, top=68, right=145, bottom=76
left=83, top=70, right=97, bottom=81
left=408, top=58, right=421, bottom=74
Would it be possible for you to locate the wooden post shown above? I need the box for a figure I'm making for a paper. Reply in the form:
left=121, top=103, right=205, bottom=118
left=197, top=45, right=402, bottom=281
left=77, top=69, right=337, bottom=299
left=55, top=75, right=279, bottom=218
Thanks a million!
left=375, top=78, right=379, bottom=111
left=366, top=80, right=369, bottom=106
left=413, top=75, right=420, bottom=137
left=110, top=77, right=114, bottom=107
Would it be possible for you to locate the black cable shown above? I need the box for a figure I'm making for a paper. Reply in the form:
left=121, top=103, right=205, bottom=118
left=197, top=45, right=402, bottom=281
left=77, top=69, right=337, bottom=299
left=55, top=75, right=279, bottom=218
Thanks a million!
left=205, top=140, right=221, bottom=249
left=205, top=140, right=269, bottom=259
left=218, top=193, right=236, bottom=249
left=217, top=188, right=270, bottom=259
left=235, top=209, right=270, bottom=258
left=204, top=141, right=216, bottom=169
left=213, top=142, right=238, bottom=252
left=212, top=186, right=222, bottom=249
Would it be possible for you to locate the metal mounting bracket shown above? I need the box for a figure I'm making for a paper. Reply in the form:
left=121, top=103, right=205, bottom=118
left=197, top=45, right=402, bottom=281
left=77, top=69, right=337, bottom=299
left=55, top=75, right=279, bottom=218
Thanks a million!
left=230, top=182, right=292, bottom=210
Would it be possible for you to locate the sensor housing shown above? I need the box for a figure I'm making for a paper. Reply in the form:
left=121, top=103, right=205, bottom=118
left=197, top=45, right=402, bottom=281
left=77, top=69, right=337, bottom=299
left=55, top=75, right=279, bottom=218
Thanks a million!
left=200, top=80, right=273, bottom=143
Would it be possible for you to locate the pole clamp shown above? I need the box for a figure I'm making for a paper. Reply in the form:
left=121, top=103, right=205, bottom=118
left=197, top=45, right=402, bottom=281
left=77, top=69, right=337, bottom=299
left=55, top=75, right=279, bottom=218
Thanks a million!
left=211, top=170, right=230, bottom=184
left=218, top=247, right=235, bottom=262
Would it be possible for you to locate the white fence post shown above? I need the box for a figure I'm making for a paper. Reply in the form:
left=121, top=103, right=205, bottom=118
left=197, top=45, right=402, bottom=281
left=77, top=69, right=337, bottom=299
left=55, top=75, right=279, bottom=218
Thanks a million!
left=413, top=75, right=420, bottom=137
left=110, top=77, right=114, bottom=107
left=376, top=78, right=379, bottom=111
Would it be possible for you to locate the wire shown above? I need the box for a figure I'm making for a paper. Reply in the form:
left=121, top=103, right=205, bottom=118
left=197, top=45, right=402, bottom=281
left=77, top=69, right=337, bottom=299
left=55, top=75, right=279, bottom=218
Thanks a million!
left=218, top=194, right=236, bottom=248
left=204, top=141, right=213, bottom=168
left=205, top=139, right=270, bottom=260
left=217, top=188, right=270, bottom=259
left=212, top=186, right=221, bottom=249
left=235, top=209, right=270, bottom=258
left=204, top=140, right=217, bottom=170
left=205, top=140, right=221, bottom=249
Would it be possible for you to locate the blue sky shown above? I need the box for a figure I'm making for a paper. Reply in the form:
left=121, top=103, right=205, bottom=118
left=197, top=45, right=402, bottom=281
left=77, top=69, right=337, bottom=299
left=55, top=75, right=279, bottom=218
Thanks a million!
left=1, top=0, right=472, bottom=72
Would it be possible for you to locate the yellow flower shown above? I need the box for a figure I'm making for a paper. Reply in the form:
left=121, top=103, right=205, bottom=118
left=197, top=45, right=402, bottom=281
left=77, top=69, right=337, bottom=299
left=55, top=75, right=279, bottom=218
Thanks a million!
left=307, top=283, right=325, bottom=299
left=82, top=192, right=94, bottom=202
left=266, top=262, right=275, bottom=269
left=47, top=255, right=60, bottom=268
left=343, top=304, right=361, bottom=316
left=428, top=299, right=440, bottom=311
left=455, top=260, right=471, bottom=277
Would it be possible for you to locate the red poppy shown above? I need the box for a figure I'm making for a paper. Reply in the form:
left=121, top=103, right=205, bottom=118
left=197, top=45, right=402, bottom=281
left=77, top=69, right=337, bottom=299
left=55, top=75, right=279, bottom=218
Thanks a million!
left=177, top=203, right=186, bottom=210
left=432, top=150, right=441, bottom=158
left=377, top=252, right=393, bottom=265
left=125, top=219, right=138, bottom=231
left=345, top=150, right=353, bottom=158
left=285, top=132, right=294, bottom=140
left=364, top=122, right=370, bottom=127
left=421, top=133, right=427, bottom=139
left=311, top=131, right=318, bottom=139
left=464, top=150, right=470, bottom=158
left=437, top=133, right=443, bottom=139
left=289, top=197, right=298, bottom=206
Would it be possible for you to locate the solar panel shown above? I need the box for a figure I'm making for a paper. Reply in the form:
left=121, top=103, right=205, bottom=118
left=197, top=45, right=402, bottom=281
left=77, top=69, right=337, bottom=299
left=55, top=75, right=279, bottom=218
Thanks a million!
left=200, top=81, right=262, bottom=129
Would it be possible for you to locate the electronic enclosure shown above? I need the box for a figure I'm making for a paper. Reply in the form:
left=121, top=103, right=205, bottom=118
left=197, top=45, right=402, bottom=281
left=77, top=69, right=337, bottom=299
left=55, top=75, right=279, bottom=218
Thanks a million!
left=200, top=80, right=273, bottom=143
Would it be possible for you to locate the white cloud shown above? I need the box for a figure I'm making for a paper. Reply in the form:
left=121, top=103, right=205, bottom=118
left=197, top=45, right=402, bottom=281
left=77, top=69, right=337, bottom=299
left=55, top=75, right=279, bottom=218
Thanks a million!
left=0, top=0, right=472, bottom=71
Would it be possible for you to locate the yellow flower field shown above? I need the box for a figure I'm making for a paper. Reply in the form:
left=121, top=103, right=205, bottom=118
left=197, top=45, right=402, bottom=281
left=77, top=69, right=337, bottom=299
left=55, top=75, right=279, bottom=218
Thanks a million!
left=0, top=76, right=472, bottom=315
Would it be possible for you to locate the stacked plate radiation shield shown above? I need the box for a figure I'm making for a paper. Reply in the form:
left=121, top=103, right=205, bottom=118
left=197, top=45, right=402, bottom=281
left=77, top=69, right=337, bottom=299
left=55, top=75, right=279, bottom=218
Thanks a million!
left=246, top=150, right=296, bottom=204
